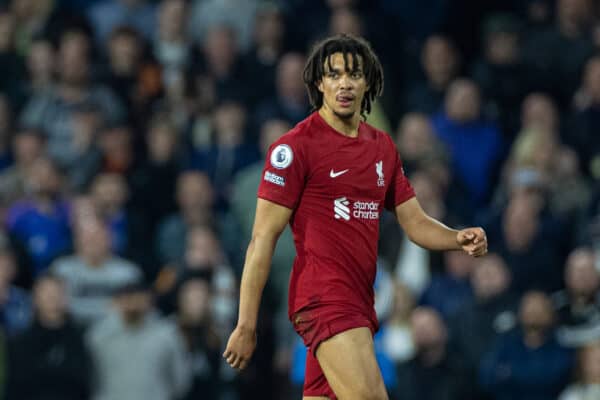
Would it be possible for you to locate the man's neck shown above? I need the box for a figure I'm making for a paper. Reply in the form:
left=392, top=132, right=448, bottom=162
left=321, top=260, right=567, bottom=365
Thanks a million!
left=38, top=314, right=66, bottom=329
left=59, top=83, right=86, bottom=102
left=82, top=253, right=109, bottom=267
left=523, top=329, right=547, bottom=349
left=318, top=107, right=360, bottom=137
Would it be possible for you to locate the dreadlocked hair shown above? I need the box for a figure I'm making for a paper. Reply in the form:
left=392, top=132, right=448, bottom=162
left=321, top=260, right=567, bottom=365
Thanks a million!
left=303, top=34, right=384, bottom=120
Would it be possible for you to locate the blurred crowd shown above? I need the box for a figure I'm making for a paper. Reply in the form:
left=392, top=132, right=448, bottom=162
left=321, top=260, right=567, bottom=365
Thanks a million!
left=0, top=0, right=600, bottom=399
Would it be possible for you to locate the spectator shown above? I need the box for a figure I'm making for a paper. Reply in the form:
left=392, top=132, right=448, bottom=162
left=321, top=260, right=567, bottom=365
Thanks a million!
left=568, top=55, right=600, bottom=179
left=0, top=128, right=45, bottom=221
left=191, top=100, right=261, bottom=204
left=450, top=254, right=518, bottom=397
left=51, top=217, right=142, bottom=325
left=155, top=170, right=240, bottom=268
left=89, top=172, right=130, bottom=254
left=102, top=26, right=160, bottom=125
left=96, top=124, right=136, bottom=175
left=486, top=186, right=564, bottom=293
left=129, top=115, right=180, bottom=251
left=395, top=307, right=471, bottom=400
left=480, top=291, right=574, bottom=400
left=189, top=0, right=258, bottom=52
left=0, top=247, right=31, bottom=336
left=520, top=91, right=560, bottom=136
left=559, top=342, right=600, bottom=400
left=253, top=52, right=310, bottom=132
left=431, top=78, right=504, bottom=205
left=19, top=29, right=125, bottom=170
left=88, top=0, right=156, bottom=44
left=554, top=247, right=600, bottom=347
left=485, top=189, right=564, bottom=293
left=0, top=9, right=24, bottom=105
left=403, top=35, right=460, bottom=114
left=394, top=112, right=447, bottom=176
left=419, top=249, right=475, bottom=321
left=6, top=157, right=71, bottom=276
left=242, top=2, right=287, bottom=107
left=471, top=13, right=528, bottom=137
left=522, top=0, right=595, bottom=104
left=153, top=0, right=194, bottom=76
left=506, top=126, right=590, bottom=219
left=157, top=225, right=236, bottom=341
left=328, top=6, right=364, bottom=38
left=87, top=282, right=191, bottom=400
left=6, top=273, right=92, bottom=400
left=380, top=282, right=417, bottom=364
left=23, top=36, right=56, bottom=96
left=0, top=93, right=13, bottom=172
left=176, top=275, right=223, bottom=400
left=199, top=24, right=248, bottom=104
left=10, top=0, right=89, bottom=53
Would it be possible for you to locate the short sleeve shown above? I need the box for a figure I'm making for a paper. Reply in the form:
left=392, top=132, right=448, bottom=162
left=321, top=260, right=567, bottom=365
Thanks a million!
left=384, top=149, right=415, bottom=211
left=257, top=134, right=308, bottom=209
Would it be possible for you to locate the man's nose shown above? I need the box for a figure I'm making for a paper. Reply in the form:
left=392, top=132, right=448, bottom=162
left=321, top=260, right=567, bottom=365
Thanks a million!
left=339, top=73, right=353, bottom=89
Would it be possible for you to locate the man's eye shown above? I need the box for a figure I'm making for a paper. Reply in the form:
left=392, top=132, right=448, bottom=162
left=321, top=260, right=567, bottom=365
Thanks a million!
left=352, top=72, right=363, bottom=79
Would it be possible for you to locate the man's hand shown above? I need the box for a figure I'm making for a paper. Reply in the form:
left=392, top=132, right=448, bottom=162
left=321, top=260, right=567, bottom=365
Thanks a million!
left=456, top=227, right=488, bottom=257
left=223, top=325, right=257, bottom=370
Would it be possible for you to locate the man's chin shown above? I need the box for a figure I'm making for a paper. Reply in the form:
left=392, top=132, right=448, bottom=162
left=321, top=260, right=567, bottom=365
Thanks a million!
left=333, top=109, right=357, bottom=120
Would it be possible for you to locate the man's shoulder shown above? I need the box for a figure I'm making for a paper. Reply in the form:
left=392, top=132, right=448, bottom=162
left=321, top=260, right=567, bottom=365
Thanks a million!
left=106, top=257, right=142, bottom=275
left=360, top=121, right=393, bottom=141
left=52, top=255, right=83, bottom=272
left=279, top=114, right=316, bottom=142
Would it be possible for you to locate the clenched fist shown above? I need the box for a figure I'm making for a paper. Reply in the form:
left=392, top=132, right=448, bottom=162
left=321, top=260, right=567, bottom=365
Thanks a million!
left=456, top=227, right=487, bottom=257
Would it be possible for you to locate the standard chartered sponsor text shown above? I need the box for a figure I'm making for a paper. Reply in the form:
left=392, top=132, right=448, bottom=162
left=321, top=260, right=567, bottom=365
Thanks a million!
left=352, top=200, right=379, bottom=219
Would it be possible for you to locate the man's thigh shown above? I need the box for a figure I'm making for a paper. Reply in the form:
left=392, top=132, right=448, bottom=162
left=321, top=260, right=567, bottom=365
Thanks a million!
left=315, top=327, right=388, bottom=400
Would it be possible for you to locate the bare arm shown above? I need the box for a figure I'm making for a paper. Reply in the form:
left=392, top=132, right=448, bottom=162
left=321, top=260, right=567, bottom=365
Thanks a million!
left=224, top=198, right=292, bottom=369
left=237, top=198, right=292, bottom=329
left=395, top=197, right=487, bottom=256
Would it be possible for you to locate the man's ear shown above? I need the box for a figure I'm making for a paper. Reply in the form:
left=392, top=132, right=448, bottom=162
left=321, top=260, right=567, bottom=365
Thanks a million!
left=317, top=80, right=323, bottom=92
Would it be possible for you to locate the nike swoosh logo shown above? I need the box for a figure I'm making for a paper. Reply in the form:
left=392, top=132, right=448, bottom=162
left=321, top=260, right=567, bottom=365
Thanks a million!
left=330, top=169, right=349, bottom=178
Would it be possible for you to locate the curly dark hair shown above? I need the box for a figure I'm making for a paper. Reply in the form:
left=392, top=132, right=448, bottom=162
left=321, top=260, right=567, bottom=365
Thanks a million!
left=303, top=34, right=384, bottom=119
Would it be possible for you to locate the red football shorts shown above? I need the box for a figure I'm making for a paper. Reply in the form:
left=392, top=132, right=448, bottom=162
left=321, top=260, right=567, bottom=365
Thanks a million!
left=291, top=305, right=377, bottom=399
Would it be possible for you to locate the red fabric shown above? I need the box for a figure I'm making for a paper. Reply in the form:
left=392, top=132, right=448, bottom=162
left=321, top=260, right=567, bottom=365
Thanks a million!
left=292, top=305, right=377, bottom=399
left=257, top=112, right=415, bottom=324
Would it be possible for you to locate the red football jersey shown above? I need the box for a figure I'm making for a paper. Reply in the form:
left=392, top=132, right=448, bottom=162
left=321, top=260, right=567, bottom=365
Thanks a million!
left=257, top=112, right=415, bottom=326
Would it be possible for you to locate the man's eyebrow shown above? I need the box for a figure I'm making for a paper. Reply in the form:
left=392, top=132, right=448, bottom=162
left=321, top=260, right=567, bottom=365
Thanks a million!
left=325, top=66, right=364, bottom=73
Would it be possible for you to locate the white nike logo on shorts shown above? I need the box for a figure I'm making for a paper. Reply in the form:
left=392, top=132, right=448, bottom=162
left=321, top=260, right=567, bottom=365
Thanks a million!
left=330, top=169, right=349, bottom=178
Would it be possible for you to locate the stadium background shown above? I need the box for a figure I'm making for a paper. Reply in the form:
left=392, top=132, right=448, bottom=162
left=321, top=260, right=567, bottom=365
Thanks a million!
left=0, top=0, right=599, bottom=399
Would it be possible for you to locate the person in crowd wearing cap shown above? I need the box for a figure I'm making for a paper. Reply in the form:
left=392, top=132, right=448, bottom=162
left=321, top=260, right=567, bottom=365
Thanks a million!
left=87, top=280, right=191, bottom=400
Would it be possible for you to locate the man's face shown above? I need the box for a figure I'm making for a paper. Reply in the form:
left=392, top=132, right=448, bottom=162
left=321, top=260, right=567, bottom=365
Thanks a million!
left=422, top=36, right=457, bottom=87
left=27, top=158, right=61, bottom=197
left=445, top=80, right=481, bottom=123
left=318, top=52, right=368, bottom=120
left=75, top=220, right=111, bottom=260
left=584, top=58, right=600, bottom=100
left=176, top=172, right=213, bottom=210
left=472, top=255, right=510, bottom=300
left=565, top=249, right=599, bottom=297
left=34, top=278, right=68, bottom=323
left=519, top=292, right=554, bottom=332
left=109, top=34, right=140, bottom=73
left=59, top=33, right=90, bottom=86
left=117, top=291, right=151, bottom=324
